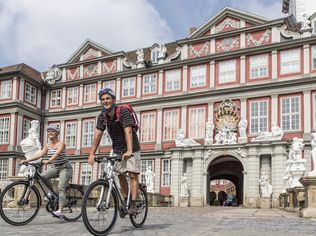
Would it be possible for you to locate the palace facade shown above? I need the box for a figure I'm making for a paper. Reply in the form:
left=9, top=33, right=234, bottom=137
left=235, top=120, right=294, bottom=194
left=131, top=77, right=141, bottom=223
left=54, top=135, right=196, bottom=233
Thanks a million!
left=1, top=6, right=316, bottom=207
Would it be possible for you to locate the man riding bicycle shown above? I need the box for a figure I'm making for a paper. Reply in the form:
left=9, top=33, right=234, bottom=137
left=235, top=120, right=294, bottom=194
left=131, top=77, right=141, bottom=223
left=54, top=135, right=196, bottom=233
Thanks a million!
left=21, top=125, right=73, bottom=218
left=88, top=88, right=141, bottom=215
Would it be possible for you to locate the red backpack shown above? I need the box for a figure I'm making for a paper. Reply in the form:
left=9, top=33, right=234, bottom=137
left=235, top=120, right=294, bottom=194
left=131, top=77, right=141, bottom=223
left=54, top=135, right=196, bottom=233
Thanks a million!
left=115, top=105, right=139, bottom=132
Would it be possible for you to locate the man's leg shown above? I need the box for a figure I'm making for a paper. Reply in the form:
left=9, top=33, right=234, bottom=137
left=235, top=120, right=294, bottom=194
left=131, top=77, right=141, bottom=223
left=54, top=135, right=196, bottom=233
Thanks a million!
left=129, top=172, right=139, bottom=200
left=118, top=174, right=128, bottom=198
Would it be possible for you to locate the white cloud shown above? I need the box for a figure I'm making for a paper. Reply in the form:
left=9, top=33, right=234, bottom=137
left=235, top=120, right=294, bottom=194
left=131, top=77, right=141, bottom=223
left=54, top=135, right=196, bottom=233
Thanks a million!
left=0, top=0, right=172, bottom=71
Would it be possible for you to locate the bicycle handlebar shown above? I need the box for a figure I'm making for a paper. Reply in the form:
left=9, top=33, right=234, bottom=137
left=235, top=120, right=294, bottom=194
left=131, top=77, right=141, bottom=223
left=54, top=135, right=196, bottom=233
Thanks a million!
left=95, top=154, right=123, bottom=163
left=19, top=162, right=43, bottom=169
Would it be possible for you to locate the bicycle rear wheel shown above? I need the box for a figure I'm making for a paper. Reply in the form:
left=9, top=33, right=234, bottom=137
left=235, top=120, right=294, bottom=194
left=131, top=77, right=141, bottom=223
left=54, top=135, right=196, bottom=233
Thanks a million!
left=129, top=185, right=148, bottom=228
left=63, top=184, right=84, bottom=222
left=0, top=180, right=40, bottom=226
left=81, top=180, right=118, bottom=236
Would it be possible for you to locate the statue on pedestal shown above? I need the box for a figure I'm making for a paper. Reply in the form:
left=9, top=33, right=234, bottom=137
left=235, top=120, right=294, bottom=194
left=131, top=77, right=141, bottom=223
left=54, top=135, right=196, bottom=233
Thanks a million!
left=308, top=133, right=316, bottom=176
left=180, top=173, right=188, bottom=197
left=175, top=129, right=201, bottom=147
left=136, top=48, right=145, bottom=68
left=259, top=172, right=273, bottom=197
left=145, top=166, right=155, bottom=193
left=251, top=122, right=283, bottom=142
left=18, top=120, right=42, bottom=176
left=204, top=120, right=214, bottom=145
left=157, top=44, right=167, bottom=64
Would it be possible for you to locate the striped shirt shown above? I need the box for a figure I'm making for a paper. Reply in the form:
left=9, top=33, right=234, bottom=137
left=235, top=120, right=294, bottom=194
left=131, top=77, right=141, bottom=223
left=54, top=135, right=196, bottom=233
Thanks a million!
left=47, top=143, right=68, bottom=167
left=96, top=106, right=140, bottom=153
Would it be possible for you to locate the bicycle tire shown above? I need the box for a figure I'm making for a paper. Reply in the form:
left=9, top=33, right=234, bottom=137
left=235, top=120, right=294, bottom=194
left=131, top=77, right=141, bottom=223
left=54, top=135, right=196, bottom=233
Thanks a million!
left=129, top=185, right=148, bottom=228
left=81, top=180, right=118, bottom=236
left=0, top=180, right=41, bottom=226
left=63, top=184, right=84, bottom=222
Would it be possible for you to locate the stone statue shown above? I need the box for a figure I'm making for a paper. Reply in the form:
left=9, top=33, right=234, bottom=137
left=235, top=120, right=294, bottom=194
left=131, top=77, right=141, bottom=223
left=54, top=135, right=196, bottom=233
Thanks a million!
left=238, top=118, right=247, bottom=138
left=45, top=65, right=62, bottom=85
left=289, top=137, right=304, bottom=161
left=251, top=122, right=283, bottom=142
left=175, top=129, right=201, bottom=147
left=259, top=172, right=272, bottom=198
left=145, top=166, right=155, bottom=193
left=136, top=48, right=145, bottom=69
left=205, top=120, right=214, bottom=140
left=301, top=13, right=311, bottom=30
left=180, top=173, right=188, bottom=197
left=308, top=133, right=316, bottom=176
left=18, top=120, right=42, bottom=176
left=215, top=126, right=237, bottom=144
left=157, top=43, right=167, bottom=62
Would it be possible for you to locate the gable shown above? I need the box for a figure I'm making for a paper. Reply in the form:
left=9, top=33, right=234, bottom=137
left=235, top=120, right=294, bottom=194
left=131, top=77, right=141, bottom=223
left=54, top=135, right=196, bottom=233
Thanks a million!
left=67, top=39, right=114, bottom=63
left=188, top=7, right=269, bottom=39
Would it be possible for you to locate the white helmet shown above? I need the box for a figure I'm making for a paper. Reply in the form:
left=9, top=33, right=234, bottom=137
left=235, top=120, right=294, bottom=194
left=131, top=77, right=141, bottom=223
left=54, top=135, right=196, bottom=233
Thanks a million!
left=47, top=125, right=60, bottom=133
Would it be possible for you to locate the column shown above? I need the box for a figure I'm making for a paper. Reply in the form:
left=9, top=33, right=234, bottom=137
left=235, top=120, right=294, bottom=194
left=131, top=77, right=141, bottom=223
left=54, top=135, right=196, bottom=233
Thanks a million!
left=154, top=158, right=161, bottom=193
left=136, top=74, right=142, bottom=99
left=79, top=84, right=84, bottom=107
left=59, top=120, right=65, bottom=142
left=158, top=70, right=163, bottom=96
left=191, top=151, right=204, bottom=206
left=304, top=44, right=310, bottom=75
left=80, top=65, right=83, bottom=78
left=17, top=114, right=23, bottom=145
left=209, top=61, right=215, bottom=88
left=45, top=88, right=50, bottom=110
left=271, top=26, right=280, bottom=43
left=116, top=78, right=121, bottom=102
left=62, top=68, right=67, bottom=82
left=155, top=109, right=163, bottom=149
left=182, top=65, right=188, bottom=92
left=76, top=118, right=82, bottom=155
left=19, top=78, right=25, bottom=101
left=117, top=57, right=122, bottom=72
left=240, top=98, right=247, bottom=119
left=240, top=33, right=245, bottom=49
left=181, top=106, right=187, bottom=134
left=210, top=39, right=216, bottom=54
left=37, top=89, right=41, bottom=109
left=98, top=61, right=102, bottom=75
left=245, top=146, right=260, bottom=207
left=62, top=87, right=66, bottom=109
left=9, top=113, right=15, bottom=146
left=170, top=151, right=183, bottom=206
left=303, top=90, right=311, bottom=139
left=272, top=50, right=278, bottom=80
left=271, top=95, right=278, bottom=125
left=240, top=55, right=246, bottom=84
left=207, top=102, right=214, bottom=121
left=12, top=77, right=18, bottom=100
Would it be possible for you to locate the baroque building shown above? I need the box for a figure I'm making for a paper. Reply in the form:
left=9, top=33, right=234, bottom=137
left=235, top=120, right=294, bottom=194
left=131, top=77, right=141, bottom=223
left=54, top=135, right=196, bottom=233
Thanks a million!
left=1, top=6, right=316, bottom=207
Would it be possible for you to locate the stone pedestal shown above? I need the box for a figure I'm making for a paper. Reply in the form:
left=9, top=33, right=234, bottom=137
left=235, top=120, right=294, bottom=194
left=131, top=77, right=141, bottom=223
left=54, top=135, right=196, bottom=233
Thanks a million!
left=299, top=176, right=316, bottom=218
left=279, top=193, right=288, bottom=209
left=286, top=188, right=296, bottom=212
left=179, top=197, right=189, bottom=207
left=289, top=159, right=307, bottom=188
left=204, top=139, right=213, bottom=145
left=258, top=197, right=271, bottom=208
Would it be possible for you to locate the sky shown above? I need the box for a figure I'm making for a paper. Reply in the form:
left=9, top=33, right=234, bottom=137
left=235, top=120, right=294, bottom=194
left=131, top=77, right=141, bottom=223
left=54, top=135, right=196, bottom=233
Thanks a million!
left=0, top=0, right=284, bottom=72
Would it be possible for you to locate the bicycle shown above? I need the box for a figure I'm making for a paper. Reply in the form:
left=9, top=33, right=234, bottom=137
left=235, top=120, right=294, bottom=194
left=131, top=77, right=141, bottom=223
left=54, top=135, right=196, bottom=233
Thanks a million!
left=81, top=154, right=148, bottom=236
left=0, top=162, right=84, bottom=226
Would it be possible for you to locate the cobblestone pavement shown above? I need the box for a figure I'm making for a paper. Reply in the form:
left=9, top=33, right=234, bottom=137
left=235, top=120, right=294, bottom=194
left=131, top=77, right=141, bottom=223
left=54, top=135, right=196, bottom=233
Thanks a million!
left=1, top=207, right=316, bottom=236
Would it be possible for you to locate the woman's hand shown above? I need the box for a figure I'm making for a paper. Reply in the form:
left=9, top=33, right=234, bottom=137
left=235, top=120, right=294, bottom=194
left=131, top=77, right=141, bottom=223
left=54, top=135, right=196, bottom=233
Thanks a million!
left=42, top=160, right=50, bottom=165
left=20, top=160, right=28, bottom=165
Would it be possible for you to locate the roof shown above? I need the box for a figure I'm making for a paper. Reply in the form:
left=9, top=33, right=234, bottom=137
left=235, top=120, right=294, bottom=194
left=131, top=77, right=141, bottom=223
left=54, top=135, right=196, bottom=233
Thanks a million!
left=0, top=63, right=42, bottom=81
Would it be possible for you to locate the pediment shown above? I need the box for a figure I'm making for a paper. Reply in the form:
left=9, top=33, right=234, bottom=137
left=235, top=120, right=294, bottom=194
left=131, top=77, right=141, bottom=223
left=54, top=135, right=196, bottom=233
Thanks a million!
left=67, top=39, right=114, bottom=63
left=188, top=7, right=268, bottom=39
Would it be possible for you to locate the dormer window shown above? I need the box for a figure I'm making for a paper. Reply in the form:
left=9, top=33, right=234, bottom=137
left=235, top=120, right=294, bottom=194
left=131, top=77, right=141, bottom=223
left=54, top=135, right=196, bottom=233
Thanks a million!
left=151, top=46, right=159, bottom=63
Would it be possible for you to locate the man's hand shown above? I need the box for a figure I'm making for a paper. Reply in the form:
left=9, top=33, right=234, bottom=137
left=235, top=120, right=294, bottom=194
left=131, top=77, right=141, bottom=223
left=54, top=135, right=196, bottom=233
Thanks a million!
left=123, top=151, right=133, bottom=160
left=88, top=154, right=96, bottom=166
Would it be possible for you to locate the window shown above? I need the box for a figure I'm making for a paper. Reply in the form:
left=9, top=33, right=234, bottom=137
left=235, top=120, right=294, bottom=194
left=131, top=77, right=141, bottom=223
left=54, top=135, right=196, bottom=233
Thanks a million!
left=25, top=83, right=36, bottom=104
left=140, top=160, right=153, bottom=184
left=188, top=107, right=206, bottom=139
left=81, top=163, right=92, bottom=185
left=190, top=65, right=206, bottom=88
left=151, top=47, right=158, bottom=63
left=50, top=89, right=61, bottom=107
left=165, top=69, right=181, bottom=92
left=122, top=77, right=136, bottom=97
left=82, top=120, right=94, bottom=147
left=141, top=112, right=156, bottom=142
left=84, top=84, right=96, bottom=103
left=65, top=122, right=77, bottom=148
left=280, top=48, right=300, bottom=74
left=281, top=96, right=300, bottom=131
left=163, top=109, right=179, bottom=140
left=103, top=80, right=116, bottom=92
left=312, top=46, right=316, bottom=70
left=0, top=159, right=8, bottom=180
left=162, top=159, right=171, bottom=187
left=249, top=100, right=268, bottom=134
left=0, top=117, right=10, bottom=144
left=67, top=87, right=78, bottom=105
left=250, top=54, right=268, bottom=79
left=219, top=60, right=236, bottom=83
left=143, top=74, right=157, bottom=94
left=0, top=80, right=12, bottom=99
left=101, top=130, right=112, bottom=146
left=23, top=119, right=32, bottom=139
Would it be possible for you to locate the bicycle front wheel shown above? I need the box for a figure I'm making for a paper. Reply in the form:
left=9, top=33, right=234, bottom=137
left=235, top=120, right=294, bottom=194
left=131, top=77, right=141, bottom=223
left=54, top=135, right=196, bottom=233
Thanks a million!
left=0, top=180, right=41, bottom=226
left=63, top=184, right=84, bottom=222
left=129, top=185, right=148, bottom=228
left=81, top=180, right=118, bottom=236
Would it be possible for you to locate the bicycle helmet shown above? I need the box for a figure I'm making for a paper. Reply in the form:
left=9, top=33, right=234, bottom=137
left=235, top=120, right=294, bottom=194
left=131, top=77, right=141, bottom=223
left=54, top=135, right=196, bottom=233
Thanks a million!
left=47, top=125, right=60, bottom=133
left=98, top=88, right=116, bottom=100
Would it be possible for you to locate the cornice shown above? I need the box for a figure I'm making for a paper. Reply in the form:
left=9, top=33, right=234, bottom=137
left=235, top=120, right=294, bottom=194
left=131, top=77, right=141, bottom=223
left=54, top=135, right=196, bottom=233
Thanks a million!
left=0, top=102, right=42, bottom=116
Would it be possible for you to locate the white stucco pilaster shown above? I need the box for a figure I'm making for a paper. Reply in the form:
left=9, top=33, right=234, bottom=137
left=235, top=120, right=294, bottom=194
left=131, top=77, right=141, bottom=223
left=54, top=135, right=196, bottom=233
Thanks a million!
left=116, top=78, right=121, bottom=102
left=303, top=90, right=311, bottom=135
left=181, top=106, right=187, bottom=135
left=210, top=61, right=215, bottom=88
left=182, top=65, right=188, bottom=92
left=303, top=44, right=310, bottom=75
left=272, top=50, right=278, bottom=80
left=271, top=95, right=278, bottom=126
left=156, top=109, right=163, bottom=146
left=271, top=26, right=280, bottom=43
left=158, top=70, right=163, bottom=96
left=240, top=55, right=246, bottom=84
left=137, top=74, right=142, bottom=99
left=181, top=45, right=188, bottom=60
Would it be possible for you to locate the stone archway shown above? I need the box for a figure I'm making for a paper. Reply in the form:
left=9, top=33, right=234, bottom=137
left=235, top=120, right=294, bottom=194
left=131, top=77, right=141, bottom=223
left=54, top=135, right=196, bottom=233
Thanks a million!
left=207, top=155, right=244, bottom=206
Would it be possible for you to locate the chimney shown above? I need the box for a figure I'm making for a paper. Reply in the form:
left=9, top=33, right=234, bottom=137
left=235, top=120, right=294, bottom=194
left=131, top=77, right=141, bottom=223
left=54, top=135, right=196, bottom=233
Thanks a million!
left=189, top=27, right=197, bottom=35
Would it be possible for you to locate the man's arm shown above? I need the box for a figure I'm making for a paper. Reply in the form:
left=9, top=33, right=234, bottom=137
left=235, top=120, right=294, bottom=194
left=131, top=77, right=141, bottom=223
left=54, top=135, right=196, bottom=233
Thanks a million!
left=123, top=126, right=133, bottom=160
left=88, top=129, right=104, bottom=165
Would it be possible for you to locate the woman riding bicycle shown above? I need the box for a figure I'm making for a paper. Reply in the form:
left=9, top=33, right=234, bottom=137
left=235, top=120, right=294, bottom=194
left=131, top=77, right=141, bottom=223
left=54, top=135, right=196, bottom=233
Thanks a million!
left=20, top=125, right=73, bottom=218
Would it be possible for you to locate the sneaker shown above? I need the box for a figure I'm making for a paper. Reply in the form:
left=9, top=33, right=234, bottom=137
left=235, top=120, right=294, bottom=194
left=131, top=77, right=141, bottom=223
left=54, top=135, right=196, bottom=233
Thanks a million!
left=127, top=202, right=138, bottom=215
left=52, top=210, right=64, bottom=219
